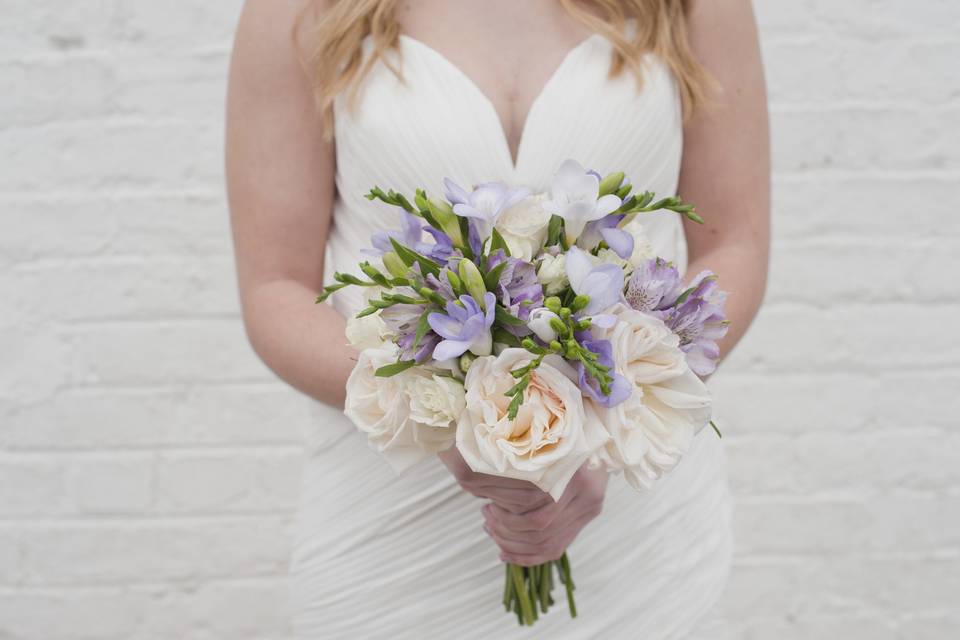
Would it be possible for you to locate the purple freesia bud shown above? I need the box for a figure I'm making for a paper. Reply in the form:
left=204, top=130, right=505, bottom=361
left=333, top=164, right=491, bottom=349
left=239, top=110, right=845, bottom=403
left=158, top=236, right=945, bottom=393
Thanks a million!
left=624, top=257, right=683, bottom=312
left=427, top=292, right=496, bottom=361
left=662, top=271, right=729, bottom=377
left=577, top=338, right=631, bottom=408
left=565, top=246, right=625, bottom=315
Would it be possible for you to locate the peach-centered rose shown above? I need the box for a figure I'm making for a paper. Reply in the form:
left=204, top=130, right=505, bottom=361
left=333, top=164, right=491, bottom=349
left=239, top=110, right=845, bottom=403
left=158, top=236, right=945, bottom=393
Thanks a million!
left=456, top=349, right=608, bottom=500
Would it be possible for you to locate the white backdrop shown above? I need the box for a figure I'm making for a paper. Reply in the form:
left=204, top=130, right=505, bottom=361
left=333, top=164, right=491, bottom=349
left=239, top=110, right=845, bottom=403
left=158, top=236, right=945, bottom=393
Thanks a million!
left=1, top=1, right=958, bottom=638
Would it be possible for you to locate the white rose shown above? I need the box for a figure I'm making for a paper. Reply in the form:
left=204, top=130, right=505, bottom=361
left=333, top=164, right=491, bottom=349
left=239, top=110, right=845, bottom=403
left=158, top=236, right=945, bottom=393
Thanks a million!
left=407, top=374, right=466, bottom=428
left=536, top=253, right=568, bottom=295
left=344, top=346, right=455, bottom=473
left=456, top=349, right=608, bottom=500
left=621, top=217, right=655, bottom=267
left=591, top=304, right=712, bottom=490
left=345, top=312, right=390, bottom=350
left=492, top=194, right=551, bottom=261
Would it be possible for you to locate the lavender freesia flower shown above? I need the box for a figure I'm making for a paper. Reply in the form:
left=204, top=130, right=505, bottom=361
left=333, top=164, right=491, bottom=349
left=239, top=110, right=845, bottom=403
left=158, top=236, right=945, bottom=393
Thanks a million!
left=578, top=213, right=634, bottom=259
left=443, top=179, right=529, bottom=238
left=565, top=246, right=624, bottom=315
left=487, top=251, right=543, bottom=330
left=624, top=258, right=683, bottom=312
left=662, top=271, right=729, bottom=376
left=380, top=302, right=439, bottom=363
left=427, top=292, right=497, bottom=361
left=544, top=159, right=622, bottom=245
left=367, top=212, right=453, bottom=262
left=577, top=338, right=631, bottom=408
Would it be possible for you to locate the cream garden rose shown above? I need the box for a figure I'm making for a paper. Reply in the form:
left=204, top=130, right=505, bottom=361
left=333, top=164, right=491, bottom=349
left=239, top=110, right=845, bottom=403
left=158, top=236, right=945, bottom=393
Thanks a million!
left=344, top=345, right=458, bottom=472
left=590, top=305, right=712, bottom=490
left=492, top=194, right=551, bottom=261
left=345, top=312, right=391, bottom=350
left=456, top=348, right=608, bottom=500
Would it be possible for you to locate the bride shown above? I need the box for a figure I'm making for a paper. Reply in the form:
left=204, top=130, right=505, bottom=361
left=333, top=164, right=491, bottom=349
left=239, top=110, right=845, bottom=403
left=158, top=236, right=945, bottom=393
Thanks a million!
left=226, top=0, right=769, bottom=637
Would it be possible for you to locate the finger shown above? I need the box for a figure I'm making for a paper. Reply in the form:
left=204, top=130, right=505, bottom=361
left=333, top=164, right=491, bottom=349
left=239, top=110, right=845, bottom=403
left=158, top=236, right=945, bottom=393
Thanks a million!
left=485, top=491, right=571, bottom=532
left=471, top=474, right=544, bottom=492
left=484, top=525, right=546, bottom=557
left=483, top=509, right=548, bottom=545
left=473, top=488, right=553, bottom=513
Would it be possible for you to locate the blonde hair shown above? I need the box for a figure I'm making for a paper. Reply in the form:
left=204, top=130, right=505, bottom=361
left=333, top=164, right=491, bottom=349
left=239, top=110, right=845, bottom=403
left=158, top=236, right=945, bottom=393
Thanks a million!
left=295, top=0, right=710, bottom=138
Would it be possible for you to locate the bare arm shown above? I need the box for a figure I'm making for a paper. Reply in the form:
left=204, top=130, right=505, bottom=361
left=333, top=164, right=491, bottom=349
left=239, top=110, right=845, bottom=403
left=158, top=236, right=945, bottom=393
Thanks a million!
left=679, top=0, right=771, bottom=368
left=226, top=0, right=354, bottom=407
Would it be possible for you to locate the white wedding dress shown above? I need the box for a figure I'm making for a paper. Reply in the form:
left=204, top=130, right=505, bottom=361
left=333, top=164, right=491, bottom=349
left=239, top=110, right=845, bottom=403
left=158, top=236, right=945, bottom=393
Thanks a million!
left=291, top=30, right=732, bottom=639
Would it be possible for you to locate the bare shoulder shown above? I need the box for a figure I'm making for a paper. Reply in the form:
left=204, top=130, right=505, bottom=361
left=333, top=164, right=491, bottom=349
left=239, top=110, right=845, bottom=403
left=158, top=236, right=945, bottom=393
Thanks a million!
left=229, top=0, right=324, bottom=93
left=683, top=0, right=764, bottom=82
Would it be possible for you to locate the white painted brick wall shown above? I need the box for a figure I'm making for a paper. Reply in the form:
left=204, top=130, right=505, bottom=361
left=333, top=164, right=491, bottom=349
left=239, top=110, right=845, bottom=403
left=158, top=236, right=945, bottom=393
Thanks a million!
left=1, top=1, right=957, bottom=638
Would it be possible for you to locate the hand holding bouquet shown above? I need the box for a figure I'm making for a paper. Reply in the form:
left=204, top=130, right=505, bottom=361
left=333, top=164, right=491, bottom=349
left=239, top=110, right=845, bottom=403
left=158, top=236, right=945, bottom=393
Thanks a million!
left=318, top=159, right=728, bottom=626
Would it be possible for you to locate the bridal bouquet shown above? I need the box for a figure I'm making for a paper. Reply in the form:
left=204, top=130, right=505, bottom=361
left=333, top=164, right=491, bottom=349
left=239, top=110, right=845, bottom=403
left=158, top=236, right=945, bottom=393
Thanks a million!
left=317, top=159, right=727, bottom=626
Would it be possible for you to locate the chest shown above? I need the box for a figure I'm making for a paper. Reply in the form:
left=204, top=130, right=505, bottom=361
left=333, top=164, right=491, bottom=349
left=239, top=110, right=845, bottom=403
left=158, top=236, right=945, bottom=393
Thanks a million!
left=396, top=0, right=596, bottom=161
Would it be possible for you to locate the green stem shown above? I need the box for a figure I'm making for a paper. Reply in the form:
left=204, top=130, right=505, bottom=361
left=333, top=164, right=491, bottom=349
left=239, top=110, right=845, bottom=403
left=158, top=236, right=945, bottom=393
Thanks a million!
left=503, top=563, right=513, bottom=610
left=510, top=564, right=535, bottom=625
left=539, top=563, right=551, bottom=612
left=560, top=553, right=577, bottom=618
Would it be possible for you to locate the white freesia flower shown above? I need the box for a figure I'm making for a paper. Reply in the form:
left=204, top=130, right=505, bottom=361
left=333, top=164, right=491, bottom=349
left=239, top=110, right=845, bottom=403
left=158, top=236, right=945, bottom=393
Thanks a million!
left=344, top=346, right=456, bottom=473
left=544, top=159, right=621, bottom=245
left=492, top=193, right=551, bottom=261
left=457, top=349, right=608, bottom=500
left=536, top=253, right=568, bottom=295
left=527, top=307, right=561, bottom=343
left=591, top=304, right=712, bottom=490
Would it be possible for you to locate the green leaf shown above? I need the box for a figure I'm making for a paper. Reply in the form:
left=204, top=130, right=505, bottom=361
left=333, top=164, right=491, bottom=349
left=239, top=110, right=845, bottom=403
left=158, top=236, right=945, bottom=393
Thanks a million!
left=546, top=215, right=563, bottom=246
left=483, top=260, right=507, bottom=291
left=674, top=285, right=696, bottom=306
left=495, top=305, right=525, bottom=327
left=374, top=360, right=417, bottom=377
left=389, top=238, right=441, bottom=277
left=458, top=215, right=474, bottom=259
left=488, top=227, right=511, bottom=257
left=412, top=311, right=432, bottom=351
left=492, top=327, right=521, bottom=348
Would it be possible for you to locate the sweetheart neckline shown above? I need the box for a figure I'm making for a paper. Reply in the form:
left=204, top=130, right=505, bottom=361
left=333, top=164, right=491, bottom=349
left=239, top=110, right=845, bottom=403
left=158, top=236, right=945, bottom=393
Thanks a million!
left=397, top=32, right=606, bottom=173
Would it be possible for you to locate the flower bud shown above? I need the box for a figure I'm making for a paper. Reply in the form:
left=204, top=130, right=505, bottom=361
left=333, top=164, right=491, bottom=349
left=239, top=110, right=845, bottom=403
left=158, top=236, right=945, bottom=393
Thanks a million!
left=598, top=171, right=625, bottom=197
left=458, top=352, right=477, bottom=374
left=458, top=258, right=488, bottom=308
left=382, top=251, right=408, bottom=279
left=570, top=294, right=590, bottom=313
left=429, top=199, right=465, bottom=247
left=544, top=296, right=562, bottom=313
left=527, top=308, right=561, bottom=343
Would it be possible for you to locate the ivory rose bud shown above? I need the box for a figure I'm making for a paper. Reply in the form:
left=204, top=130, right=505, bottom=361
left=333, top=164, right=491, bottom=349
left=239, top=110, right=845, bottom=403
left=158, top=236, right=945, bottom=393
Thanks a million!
left=456, top=349, right=608, bottom=500
left=493, top=194, right=551, bottom=261
left=536, top=253, right=568, bottom=295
